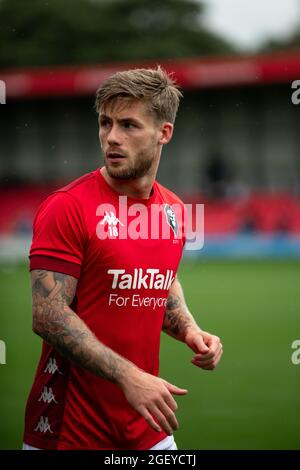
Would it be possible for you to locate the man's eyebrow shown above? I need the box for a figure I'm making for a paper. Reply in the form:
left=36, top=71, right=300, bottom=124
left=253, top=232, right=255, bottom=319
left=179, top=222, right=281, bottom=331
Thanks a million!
left=118, top=117, right=141, bottom=124
left=99, top=114, right=111, bottom=120
left=99, top=113, right=145, bottom=128
left=99, top=114, right=140, bottom=121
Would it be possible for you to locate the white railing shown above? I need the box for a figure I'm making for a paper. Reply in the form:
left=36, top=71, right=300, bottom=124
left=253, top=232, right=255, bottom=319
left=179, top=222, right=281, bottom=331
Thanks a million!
left=0, top=235, right=31, bottom=262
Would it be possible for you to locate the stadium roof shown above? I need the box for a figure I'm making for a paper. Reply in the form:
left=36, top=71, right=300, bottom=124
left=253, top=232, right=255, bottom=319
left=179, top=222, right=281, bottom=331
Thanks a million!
left=1, top=51, right=300, bottom=99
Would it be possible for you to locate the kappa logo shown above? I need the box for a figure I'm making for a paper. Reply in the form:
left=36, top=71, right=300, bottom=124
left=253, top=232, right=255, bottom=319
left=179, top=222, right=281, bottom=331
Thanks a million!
left=34, top=416, right=54, bottom=434
left=44, top=357, right=63, bottom=375
left=164, top=204, right=178, bottom=235
left=100, top=211, right=124, bottom=237
left=38, top=386, right=58, bottom=404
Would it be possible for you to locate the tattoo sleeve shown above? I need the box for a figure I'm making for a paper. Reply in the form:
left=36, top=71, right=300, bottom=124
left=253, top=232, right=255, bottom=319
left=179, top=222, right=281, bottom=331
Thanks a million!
left=162, top=277, right=200, bottom=342
left=31, top=269, right=135, bottom=384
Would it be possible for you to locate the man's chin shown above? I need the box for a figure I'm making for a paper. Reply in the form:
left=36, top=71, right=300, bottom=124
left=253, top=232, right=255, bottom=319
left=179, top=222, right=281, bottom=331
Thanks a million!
left=104, top=157, right=154, bottom=180
left=105, top=163, right=133, bottom=180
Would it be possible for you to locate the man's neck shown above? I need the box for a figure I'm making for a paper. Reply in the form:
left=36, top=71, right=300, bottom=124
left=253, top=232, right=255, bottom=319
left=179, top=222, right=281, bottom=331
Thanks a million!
left=100, top=167, right=156, bottom=199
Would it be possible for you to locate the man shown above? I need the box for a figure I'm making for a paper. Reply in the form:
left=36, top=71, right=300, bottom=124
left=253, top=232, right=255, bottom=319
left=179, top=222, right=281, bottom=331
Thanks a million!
left=23, top=67, right=223, bottom=450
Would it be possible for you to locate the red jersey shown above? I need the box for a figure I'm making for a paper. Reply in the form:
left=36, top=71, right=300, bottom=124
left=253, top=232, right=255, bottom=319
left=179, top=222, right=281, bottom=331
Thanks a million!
left=24, top=168, right=185, bottom=450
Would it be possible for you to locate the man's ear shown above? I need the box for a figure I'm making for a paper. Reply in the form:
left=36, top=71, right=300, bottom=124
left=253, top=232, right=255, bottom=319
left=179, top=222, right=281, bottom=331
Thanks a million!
left=158, top=122, right=174, bottom=145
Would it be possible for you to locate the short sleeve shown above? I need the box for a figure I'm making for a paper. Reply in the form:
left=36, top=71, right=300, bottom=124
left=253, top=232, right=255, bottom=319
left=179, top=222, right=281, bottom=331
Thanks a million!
left=29, top=192, right=86, bottom=278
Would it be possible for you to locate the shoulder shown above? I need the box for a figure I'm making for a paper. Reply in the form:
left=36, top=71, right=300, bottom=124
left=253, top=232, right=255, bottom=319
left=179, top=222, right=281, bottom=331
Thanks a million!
left=34, top=171, right=100, bottom=228
left=55, top=169, right=99, bottom=201
left=36, top=170, right=99, bottom=216
left=155, top=181, right=185, bottom=207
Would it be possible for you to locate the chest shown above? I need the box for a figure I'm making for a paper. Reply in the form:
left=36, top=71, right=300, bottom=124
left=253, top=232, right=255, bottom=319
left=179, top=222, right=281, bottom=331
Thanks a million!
left=83, top=201, right=184, bottom=276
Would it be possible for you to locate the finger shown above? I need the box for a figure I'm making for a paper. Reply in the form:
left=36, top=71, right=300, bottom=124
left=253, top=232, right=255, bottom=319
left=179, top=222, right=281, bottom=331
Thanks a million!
left=206, top=338, right=222, bottom=355
left=192, top=348, right=223, bottom=370
left=163, top=391, right=178, bottom=412
left=139, top=407, right=162, bottom=433
left=193, top=344, right=223, bottom=363
left=192, top=346, right=223, bottom=366
left=162, top=380, right=188, bottom=395
left=158, top=399, right=179, bottom=431
left=148, top=404, right=174, bottom=436
left=192, top=346, right=223, bottom=365
left=203, top=334, right=221, bottom=349
left=194, top=343, right=223, bottom=360
left=190, top=334, right=209, bottom=354
left=193, top=351, right=214, bottom=361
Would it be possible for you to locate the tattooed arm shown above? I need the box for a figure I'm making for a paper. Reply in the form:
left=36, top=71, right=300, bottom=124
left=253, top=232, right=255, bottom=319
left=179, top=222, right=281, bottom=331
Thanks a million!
left=163, top=277, right=223, bottom=371
left=162, top=277, right=199, bottom=343
left=31, top=269, right=134, bottom=382
left=31, top=269, right=188, bottom=435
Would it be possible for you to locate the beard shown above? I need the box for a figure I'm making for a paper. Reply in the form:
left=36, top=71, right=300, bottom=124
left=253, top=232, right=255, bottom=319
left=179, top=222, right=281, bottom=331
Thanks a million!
left=104, top=147, right=156, bottom=180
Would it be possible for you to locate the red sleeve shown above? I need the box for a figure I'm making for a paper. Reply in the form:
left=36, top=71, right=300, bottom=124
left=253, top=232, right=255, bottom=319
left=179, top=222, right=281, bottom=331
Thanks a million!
left=29, top=192, right=86, bottom=278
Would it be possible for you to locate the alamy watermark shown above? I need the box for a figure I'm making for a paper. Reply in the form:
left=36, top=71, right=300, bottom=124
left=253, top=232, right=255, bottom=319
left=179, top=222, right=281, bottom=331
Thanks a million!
left=291, top=339, right=300, bottom=365
left=0, top=80, right=6, bottom=104
left=291, top=80, right=300, bottom=105
left=0, top=340, right=6, bottom=365
left=95, top=198, right=204, bottom=251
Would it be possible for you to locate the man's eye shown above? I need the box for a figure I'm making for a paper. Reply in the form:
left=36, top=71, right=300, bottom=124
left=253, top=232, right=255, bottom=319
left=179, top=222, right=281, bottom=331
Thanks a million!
left=123, top=122, right=135, bottom=129
left=100, top=120, right=109, bottom=127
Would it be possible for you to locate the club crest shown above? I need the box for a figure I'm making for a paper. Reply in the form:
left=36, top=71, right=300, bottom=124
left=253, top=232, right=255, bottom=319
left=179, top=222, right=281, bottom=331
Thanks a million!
left=164, top=204, right=178, bottom=235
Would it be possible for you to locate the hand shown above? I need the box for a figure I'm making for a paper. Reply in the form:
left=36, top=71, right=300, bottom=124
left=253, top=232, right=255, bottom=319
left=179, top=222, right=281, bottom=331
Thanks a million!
left=120, top=368, right=188, bottom=435
left=185, top=328, right=223, bottom=370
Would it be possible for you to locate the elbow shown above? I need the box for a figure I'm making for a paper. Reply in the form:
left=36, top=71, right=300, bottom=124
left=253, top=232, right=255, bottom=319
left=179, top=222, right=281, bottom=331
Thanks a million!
left=32, top=313, right=44, bottom=337
left=32, top=323, right=41, bottom=337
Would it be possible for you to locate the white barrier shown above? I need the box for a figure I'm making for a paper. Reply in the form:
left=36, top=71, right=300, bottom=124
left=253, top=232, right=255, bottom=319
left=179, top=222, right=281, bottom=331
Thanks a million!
left=0, top=235, right=31, bottom=262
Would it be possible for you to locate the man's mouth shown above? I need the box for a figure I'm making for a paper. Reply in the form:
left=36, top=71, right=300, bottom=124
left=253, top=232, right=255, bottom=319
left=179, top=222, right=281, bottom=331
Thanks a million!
left=106, top=152, right=126, bottom=160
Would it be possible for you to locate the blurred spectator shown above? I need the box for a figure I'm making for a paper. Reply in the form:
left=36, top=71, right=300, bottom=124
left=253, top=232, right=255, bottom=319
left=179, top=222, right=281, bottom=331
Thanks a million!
left=238, top=215, right=257, bottom=234
left=203, top=151, right=231, bottom=199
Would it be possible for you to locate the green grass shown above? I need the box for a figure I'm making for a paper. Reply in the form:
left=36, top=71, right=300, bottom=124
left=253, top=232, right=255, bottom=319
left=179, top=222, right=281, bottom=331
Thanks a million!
left=0, top=260, right=299, bottom=449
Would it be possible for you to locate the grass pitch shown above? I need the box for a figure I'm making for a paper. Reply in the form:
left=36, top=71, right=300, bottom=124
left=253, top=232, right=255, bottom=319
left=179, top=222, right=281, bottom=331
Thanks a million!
left=0, top=260, right=299, bottom=449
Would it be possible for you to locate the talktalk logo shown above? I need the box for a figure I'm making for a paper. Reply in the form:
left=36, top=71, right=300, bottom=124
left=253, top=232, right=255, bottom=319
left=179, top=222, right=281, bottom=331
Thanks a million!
left=107, top=268, right=175, bottom=290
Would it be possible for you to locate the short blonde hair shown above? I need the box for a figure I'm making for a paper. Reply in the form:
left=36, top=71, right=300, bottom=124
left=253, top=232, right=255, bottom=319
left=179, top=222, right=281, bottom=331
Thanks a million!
left=95, top=66, right=182, bottom=124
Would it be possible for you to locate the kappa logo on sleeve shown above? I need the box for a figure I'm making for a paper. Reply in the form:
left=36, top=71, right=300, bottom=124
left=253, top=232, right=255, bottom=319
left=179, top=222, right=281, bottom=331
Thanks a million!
left=34, top=416, right=54, bottom=434
left=43, top=357, right=63, bottom=375
left=38, top=386, right=59, bottom=404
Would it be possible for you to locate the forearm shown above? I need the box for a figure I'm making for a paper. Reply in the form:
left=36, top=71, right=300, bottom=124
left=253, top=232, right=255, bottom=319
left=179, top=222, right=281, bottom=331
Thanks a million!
left=31, top=269, right=137, bottom=387
left=162, top=277, right=201, bottom=342
left=33, top=304, right=136, bottom=385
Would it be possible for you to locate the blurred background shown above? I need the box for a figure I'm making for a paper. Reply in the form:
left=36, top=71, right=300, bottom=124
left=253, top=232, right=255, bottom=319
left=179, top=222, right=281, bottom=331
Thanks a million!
left=0, top=0, right=299, bottom=450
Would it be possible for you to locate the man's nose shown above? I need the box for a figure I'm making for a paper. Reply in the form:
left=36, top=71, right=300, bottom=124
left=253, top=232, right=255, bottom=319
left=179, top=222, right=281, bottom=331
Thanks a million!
left=107, top=125, right=121, bottom=145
